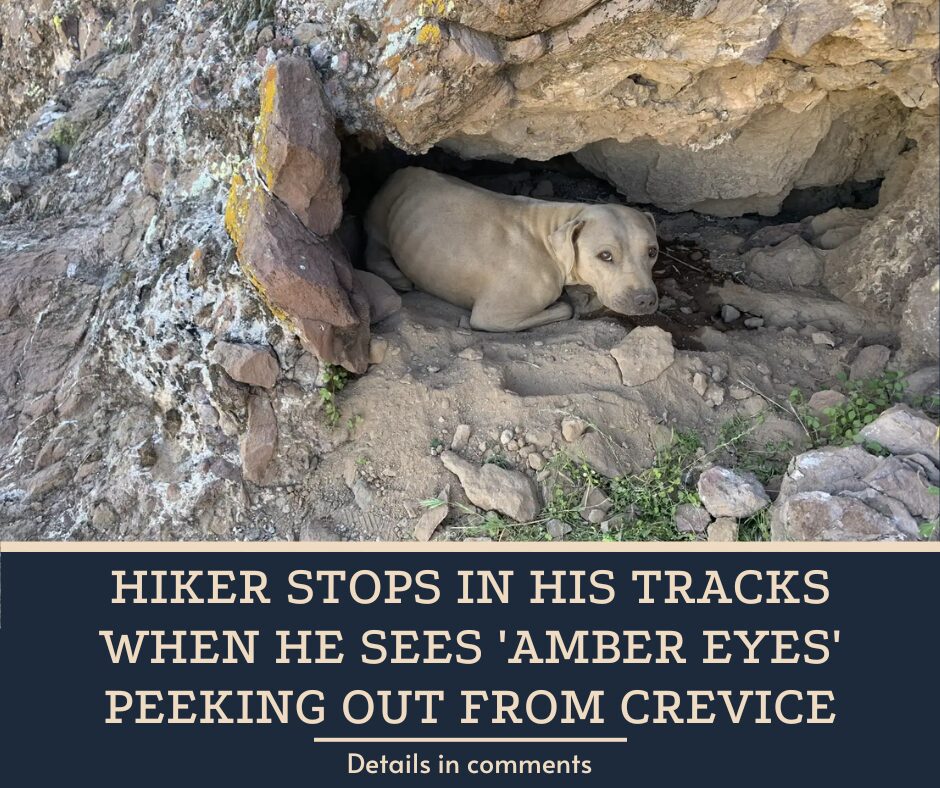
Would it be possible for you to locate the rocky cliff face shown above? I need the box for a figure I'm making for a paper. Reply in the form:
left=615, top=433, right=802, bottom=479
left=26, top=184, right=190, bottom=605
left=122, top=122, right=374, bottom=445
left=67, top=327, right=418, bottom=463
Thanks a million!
left=0, top=1, right=937, bottom=539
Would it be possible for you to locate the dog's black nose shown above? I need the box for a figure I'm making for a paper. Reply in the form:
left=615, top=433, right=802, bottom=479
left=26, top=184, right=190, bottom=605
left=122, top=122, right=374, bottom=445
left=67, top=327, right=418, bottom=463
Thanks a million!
left=633, top=289, right=658, bottom=311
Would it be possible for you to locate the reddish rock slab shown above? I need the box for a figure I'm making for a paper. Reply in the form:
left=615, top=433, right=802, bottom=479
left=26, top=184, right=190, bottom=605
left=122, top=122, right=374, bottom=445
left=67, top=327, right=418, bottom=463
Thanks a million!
left=255, top=57, right=343, bottom=236
left=241, top=393, right=277, bottom=484
left=212, top=341, right=279, bottom=388
left=226, top=176, right=370, bottom=373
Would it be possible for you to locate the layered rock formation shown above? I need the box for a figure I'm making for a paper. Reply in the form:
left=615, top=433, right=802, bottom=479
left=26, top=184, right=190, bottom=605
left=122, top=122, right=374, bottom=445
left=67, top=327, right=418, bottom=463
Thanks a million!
left=305, top=2, right=937, bottom=197
left=0, top=0, right=937, bottom=539
left=280, top=0, right=940, bottom=353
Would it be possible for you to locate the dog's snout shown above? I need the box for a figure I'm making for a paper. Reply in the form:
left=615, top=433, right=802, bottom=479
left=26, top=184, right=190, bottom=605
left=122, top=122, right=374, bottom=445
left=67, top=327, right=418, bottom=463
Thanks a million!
left=633, top=289, right=658, bottom=311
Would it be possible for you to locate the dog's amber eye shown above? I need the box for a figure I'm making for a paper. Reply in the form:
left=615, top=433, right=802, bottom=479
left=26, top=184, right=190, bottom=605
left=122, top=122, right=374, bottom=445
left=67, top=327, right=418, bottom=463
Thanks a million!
left=648, top=246, right=658, bottom=259
left=597, top=251, right=614, bottom=263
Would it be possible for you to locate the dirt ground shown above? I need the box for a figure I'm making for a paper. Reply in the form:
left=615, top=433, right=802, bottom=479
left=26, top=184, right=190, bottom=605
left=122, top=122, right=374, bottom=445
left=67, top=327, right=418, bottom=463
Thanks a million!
left=267, top=163, right=909, bottom=543
left=295, top=271, right=852, bottom=542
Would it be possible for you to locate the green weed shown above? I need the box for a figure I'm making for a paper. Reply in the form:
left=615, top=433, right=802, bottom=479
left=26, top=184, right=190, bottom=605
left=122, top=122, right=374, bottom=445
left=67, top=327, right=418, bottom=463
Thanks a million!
left=790, top=371, right=910, bottom=448
left=718, top=415, right=791, bottom=485
left=317, top=363, right=348, bottom=427
left=49, top=119, right=80, bottom=149
left=738, top=509, right=771, bottom=542
left=459, top=431, right=706, bottom=543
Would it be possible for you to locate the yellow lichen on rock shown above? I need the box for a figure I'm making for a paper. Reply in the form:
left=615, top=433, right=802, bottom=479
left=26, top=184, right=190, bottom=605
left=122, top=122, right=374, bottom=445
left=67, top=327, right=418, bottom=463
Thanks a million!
left=254, top=64, right=278, bottom=187
left=223, top=169, right=292, bottom=326
left=416, top=21, right=441, bottom=46
left=241, top=264, right=294, bottom=327
left=223, top=170, right=252, bottom=251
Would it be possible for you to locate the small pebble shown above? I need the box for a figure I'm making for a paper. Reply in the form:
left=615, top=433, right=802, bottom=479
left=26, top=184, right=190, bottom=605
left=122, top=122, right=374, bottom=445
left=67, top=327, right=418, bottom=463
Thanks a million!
left=451, top=424, right=472, bottom=451
left=545, top=518, right=571, bottom=539
left=561, top=417, right=587, bottom=442
left=721, top=304, right=741, bottom=322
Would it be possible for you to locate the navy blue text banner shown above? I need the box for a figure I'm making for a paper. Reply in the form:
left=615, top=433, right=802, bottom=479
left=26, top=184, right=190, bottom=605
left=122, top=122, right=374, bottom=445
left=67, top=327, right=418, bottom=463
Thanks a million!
left=0, top=548, right=937, bottom=786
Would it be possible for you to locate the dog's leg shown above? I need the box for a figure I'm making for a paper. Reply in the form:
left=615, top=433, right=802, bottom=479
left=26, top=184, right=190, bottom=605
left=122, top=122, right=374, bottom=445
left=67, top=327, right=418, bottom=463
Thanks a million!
left=364, top=234, right=413, bottom=292
left=470, top=300, right=573, bottom=332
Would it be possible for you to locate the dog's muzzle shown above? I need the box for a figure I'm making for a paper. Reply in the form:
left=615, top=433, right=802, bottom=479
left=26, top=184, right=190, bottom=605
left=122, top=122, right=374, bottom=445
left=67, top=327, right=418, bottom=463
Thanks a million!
left=609, top=289, right=658, bottom=316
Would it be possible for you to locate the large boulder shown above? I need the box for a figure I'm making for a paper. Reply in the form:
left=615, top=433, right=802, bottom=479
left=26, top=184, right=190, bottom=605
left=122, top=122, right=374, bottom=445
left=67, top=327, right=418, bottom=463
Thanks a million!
left=298, top=1, right=937, bottom=347
left=253, top=58, right=343, bottom=236
left=310, top=1, right=937, bottom=218
left=771, top=438, right=939, bottom=541
left=857, top=405, right=939, bottom=465
left=823, top=115, right=939, bottom=335
left=575, top=97, right=905, bottom=217
left=697, top=466, right=770, bottom=519
left=224, top=58, right=373, bottom=374
left=225, top=174, right=370, bottom=373
left=772, top=491, right=918, bottom=541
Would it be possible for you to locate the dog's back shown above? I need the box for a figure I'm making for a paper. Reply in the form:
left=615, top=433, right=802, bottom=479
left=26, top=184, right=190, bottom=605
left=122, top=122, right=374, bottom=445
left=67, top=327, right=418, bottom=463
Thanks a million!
left=365, top=167, right=549, bottom=309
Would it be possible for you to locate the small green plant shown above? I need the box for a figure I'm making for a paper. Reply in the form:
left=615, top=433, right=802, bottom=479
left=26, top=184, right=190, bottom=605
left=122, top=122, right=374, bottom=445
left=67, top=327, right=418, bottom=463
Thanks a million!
left=317, top=363, right=349, bottom=427
left=911, top=391, right=940, bottom=418
left=790, top=371, right=910, bottom=448
left=606, top=431, right=702, bottom=540
left=921, top=488, right=940, bottom=539
left=718, top=415, right=791, bottom=485
left=483, top=452, right=512, bottom=470
left=738, top=509, right=771, bottom=542
left=475, top=430, right=708, bottom=543
left=49, top=118, right=80, bottom=150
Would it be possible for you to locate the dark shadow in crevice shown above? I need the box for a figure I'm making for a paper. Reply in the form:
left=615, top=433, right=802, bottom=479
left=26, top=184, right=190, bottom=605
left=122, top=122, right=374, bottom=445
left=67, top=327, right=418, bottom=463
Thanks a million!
left=777, top=179, right=882, bottom=222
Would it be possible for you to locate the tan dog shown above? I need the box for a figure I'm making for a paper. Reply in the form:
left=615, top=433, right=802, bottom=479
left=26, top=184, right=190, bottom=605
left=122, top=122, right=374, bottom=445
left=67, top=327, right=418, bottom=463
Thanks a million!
left=365, top=167, right=659, bottom=331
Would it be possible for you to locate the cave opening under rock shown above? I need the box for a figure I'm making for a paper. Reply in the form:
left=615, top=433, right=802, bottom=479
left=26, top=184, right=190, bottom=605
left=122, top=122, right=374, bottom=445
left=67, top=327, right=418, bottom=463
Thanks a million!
left=335, top=129, right=904, bottom=353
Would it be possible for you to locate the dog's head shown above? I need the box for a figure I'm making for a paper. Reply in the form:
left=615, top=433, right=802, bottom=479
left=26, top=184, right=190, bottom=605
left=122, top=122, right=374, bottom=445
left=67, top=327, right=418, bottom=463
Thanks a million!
left=549, top=204, right=659, bottom=316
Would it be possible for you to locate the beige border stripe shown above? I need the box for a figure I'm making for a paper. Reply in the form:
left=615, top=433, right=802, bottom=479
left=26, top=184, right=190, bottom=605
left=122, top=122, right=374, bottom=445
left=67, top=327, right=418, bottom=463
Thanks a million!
left=314, top=737, right=627, bottom=743
left=0, top=541, right=938, bottom=552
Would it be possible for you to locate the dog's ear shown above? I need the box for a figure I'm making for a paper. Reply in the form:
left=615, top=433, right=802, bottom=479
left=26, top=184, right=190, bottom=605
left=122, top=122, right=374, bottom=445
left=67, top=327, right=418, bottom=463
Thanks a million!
left=643, top=211, right=657, bottom=235
left=549, top=218, right=585, bottom=276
